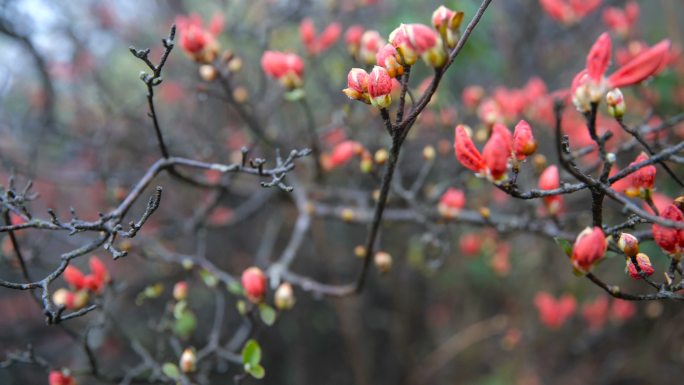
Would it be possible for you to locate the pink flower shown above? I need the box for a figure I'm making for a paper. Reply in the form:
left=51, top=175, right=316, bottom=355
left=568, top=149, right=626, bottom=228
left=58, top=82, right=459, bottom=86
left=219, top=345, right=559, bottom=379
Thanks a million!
left=176, top=13, right=222, bottom=62
left=652, top=204, right=684, bottom=256
left=571, top=227, right=607, bottom=273
left=453, top=125, right=486, bottom=174
left=603, top=1, right=639, bottom=37
left=482, top=128, right=511, bottom=182
left=512, top=120, right=537, bottom=160
left=326, top=140, right=362, bottom=170
left=261, top=51, right=305, bottom=89
left=300, top=20, right=341, bottom=55
left=459, top=233, right=481, bottom=257
left=611, top=299, right=636, bottom=322
left=345, top=25, right=365, bottom=57
left=438, top=188, right=466, bottom=218
left=581, top=296, right=609, bottom=331
left=299, top=18, right=316, bottom=50
left=462, top=85, right=485, bottom=109
left=534, top=292, right=577, bottom=329
left=539, top=0, right=601, bottom=25
left=359, top=30, right=385, bottom=65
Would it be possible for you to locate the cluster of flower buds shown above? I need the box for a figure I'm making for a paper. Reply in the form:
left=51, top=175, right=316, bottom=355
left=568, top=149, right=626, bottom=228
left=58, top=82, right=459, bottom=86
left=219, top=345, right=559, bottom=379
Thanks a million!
left=432, top=6, right=464, bottom=48
left=342, top=66, right=393, bottom=108
left=299, top=19, right=342, bottom=55
left=603, top=1, right=639, bottom=38
left=261, top=51, right=305, bottom=90
left=438, top=188, right=466, bottom=218
left=388, top=23, right=446, bottom=68
left=572, top=32, right=671, bottom=112
left=453, top=120, right=537, bottom=183
left=539, top=0, right=601, bottom=26
left=49, top=370, right=76, bottom=385
left=622, top=152, right=656, bottom=199
left=466, top=77, right=552, bottom=127
left=538, top=165, right=564, bottom=215
left=241, top=267, right=267, bottom=303
left=571, top=227, right=607, bottom=273
left=177, top=13, right=224, bottom=63
left=652, top=202, right=684, bottom=258
left=53, top=256, right=110, bottom=310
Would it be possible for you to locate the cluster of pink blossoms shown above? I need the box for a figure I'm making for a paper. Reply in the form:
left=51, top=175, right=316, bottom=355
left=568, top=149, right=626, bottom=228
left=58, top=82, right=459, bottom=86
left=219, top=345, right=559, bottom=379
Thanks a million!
left=176, top=13, right=224, bottom=63
left=299, top=19, right=342, bottom=55
left=534, top=292, right=636, bottom=330
left=261, top=51, right=305, bottom=90
left=342, top=5, right=464, bottom=109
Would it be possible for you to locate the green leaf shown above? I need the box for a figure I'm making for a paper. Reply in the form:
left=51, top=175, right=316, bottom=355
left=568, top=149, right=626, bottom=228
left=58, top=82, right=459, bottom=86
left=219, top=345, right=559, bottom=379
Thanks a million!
left=227, top=281, right=244, bottom=296
left=554, top=237, right=573, bottom=258
left=247, top=363, right=265, bottom=379
left=236, top=300, right=247, bottom=315
left=283, top=88, right=305, bottom=102
left=259, top=304, right=277, bottom=326
left=135, top=283, right=164, bottom=305
left=162, top=362, right=180, bottom=379
left=174, top=311, right=197, bottom=339
left=199, top=269, right=218, bottom=287
left=242, top=339, right=261, bottom=367
left=173, top=300, right=188, bottom=319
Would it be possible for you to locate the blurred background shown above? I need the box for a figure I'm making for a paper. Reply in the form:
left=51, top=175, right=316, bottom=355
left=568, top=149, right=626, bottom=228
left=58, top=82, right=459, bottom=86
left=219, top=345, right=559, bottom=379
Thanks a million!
left=1, top=0, right=684, bottom=384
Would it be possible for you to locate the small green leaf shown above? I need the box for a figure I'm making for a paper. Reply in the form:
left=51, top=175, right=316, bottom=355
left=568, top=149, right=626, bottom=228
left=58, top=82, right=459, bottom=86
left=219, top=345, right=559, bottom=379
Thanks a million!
left=174, top=311, right=197, bottom=339
left=236, top=300, right=247, bottom=315
left=199, top=270, right=218, bottom=287
left=247, top=363, right=265, bottom=379
left=227, top=281, right=244, bottom=296
left=173, top=300, right=188, bottom=319
left=259, top=304, right=277, bottom=326
left=283, top=88, right=305, bottom=102
left=135, top=283, right=164, bottom=305
left=242, top=339, right=261, bottom=367
left=162, top=362, right=180, bottom=379
left=554, top=237, right=573, bottom=258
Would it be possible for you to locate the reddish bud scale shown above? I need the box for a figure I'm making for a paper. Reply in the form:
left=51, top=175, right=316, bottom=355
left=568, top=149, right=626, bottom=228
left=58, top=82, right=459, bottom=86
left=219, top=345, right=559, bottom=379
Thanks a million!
left=241, top=267, right=267, bottom=303
left=453, top=125, right=486, bottom=174
left=571, top=227, right=607, bottom=272
left=627, top=253, right=654, bottom=279
left=652, top=204, right=684, bottom=255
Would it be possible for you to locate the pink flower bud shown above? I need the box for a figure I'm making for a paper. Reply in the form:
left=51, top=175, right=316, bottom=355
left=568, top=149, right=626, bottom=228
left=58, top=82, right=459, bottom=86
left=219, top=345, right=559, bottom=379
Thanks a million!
left=453, top=125, right=486, bottom=174
left=388, top=24, right=417, bottom=65
left=459, top=233, right=482, bottom=257
left=652, top=204, right=684, bottom=255
left=367, top=66, right=392, bottom=108
left=299, top=18, right=316, bottom=51
left=582, top=296, right=609, bottom=331
left=462, top=85, right=485, bottom=109
left=327, top=140, right=363, bottom=170
left=432, top=6, right=464, bottom=48
left=534, top=292, right=576, bottom=329
left=611, top=299, right=636, bottom=322
left=626, top=253, right=654, bottom=279
left=571, top=227, right=607, bottom=272
left=438, top=188, right=466, bottom=218
left=587, top=32, right=612, bottom=83
left=359, top=30, right=385, bottom=65
left=173, top=281, right=189, bottom=301
left=482, top=130, right=511, bottom=182
left=64, top=266, right=87, bottom=291
left=345, top=25, right=364, bottom=56
left=342, top=68, right=369, bottom=102
left=241, top=267, right=267, bottom=303
left=538, top=165, right=564, bottom=214
left=315, top=22, right=342, bottom=53
left=376, top=44, right=403, bottom=78
left=512, top=120, right=537, bottom=160
left=606, top=88, right=626, bottom=118
left=261, top=51, right=304, bottom=89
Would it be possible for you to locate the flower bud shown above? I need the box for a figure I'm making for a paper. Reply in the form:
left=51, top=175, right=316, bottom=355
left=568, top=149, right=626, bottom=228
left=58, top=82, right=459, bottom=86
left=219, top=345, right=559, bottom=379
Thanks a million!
left=512, top=120, right=537, bottom=160
left=376, top=44, right=404, bottom=78
left=342, top=68, right=370, bottom=103
left=274, top=282, right=296, bottom=310
left=49, top=370, right=76, bottom=385
left=626, top=253, right=654, bottom=279
left=180, top=347, right=197, bottom=373
left=624, top=152, right=656, bottom=199
left=354, top=245, right=367, bottom=258
left=359, top=30, right=385, bottom=65
left=227, top=57, right=243, bottom=72
left=539, top=165, right=563, bottom=215
left=431, top=5, right=464, bottom=48
left=199, top=64, right=218, bottom=81
left=367, top=66, right=392, bottom=108
left=64, top=266, right=87, bottom=291
left=438, top=188, right=466, bottom=218
left=482, top=131, right=511, bottom=182
left=571, top=227, right=607, bottom=272
left=374, top=251, right=392, bottom=273
left=345, top=25, right=364, bottom=57
left=422, top=145, right=436, bottom=161
left=652, top=204, right=684, bottom=256
left=453, top=125, right=485, bottom=174
left=173, top=281, right=189, bottom=301
left=606, top=88, right=626, bottom=118
left=374, top=149, right=389, bottom=165
left=617, top=233, right=639, bottom=258
left=241, top=267, right=267, bottom=303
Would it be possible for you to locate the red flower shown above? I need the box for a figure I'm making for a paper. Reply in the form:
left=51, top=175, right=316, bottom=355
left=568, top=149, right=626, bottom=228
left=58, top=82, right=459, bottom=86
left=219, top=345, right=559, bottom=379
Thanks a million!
left=626, top=253, right=654, bottom=280
left=652, top=204, right=684, bottom=255
left=459, top=233, right=481, bottom=257
left=64, top=266, right=87, bottom=290
left=316, top=23, right=342, bottom=53
left=539, top=0, right=601, bottom=25
left=603, top=1, right=639, bottom=37
left=300, top=20, right=341, bottom=55
left=300, top=18, right=316, bottom=50
left=438, top=188, right=466, bottom=218
left=367, top=66, right=392, bottom=108
left=512, top=120, right=537, bottom=160
left=176, top=13, right=222, bottom=62
left=611, top=299, right=636, bottom=322
left=582, top=296, right=609, bottom=331
left=571, top=227, right=607, bottom=272
left=453, top=125, right=485, bottom=174
left=623, top=152, right=656, bottom=198
left=49, top=370, right=77, bottom=385
left=241, top=267, right=267, bottom=303
left=326, top=140, right=362, bottom=170
left=534, top=292, right=576, bottom=329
